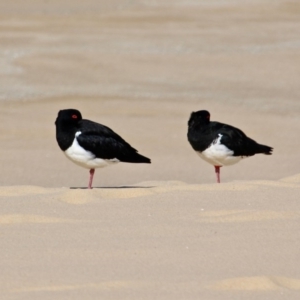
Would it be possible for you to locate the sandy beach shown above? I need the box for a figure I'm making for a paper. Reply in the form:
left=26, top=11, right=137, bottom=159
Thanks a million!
left=0, top=1, right=300, bottom=299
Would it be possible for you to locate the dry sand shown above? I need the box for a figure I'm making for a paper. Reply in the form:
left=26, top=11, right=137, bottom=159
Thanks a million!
left=0, top=0, right=300, bottom=299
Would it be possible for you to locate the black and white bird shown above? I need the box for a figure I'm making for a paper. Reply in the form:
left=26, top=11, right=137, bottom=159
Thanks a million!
left=55, top=109, right=151, bottom=188
left=187, top=110, right=273, bottom=183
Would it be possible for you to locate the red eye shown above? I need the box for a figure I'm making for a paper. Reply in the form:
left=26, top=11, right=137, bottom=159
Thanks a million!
left=72, top=114, right=78, bottom=119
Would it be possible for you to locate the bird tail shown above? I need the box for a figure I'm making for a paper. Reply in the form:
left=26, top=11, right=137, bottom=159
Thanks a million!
left=133, top=153, right=151, bottom=163
left=121, top=152, right=151, bottom=164
left=257, top=144, right=273, bottom=155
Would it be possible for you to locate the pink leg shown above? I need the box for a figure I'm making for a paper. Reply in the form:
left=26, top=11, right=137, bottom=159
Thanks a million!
left=214, top=166, right=221, bottom=183
left=88, top=169, right=95, bottom=189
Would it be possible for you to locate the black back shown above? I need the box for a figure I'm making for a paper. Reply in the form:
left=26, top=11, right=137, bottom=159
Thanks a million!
left=187, top=110, right=273, bottom=156
left=55, top=109, right=151, bottom=163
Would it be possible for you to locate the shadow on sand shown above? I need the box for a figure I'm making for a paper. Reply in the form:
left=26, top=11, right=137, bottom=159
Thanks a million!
left=70, top=186, right=154, bottom=190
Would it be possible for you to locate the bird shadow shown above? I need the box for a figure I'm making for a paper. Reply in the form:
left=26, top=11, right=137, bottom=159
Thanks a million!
left=70, top=186, right=154, bottom=190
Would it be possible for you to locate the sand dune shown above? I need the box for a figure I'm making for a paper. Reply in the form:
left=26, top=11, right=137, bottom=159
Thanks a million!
left=1, top=177, right=300, bottom=299
left=1, top=0, right=300, bottom=299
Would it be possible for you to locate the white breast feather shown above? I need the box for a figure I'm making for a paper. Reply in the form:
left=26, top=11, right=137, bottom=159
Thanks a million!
left=197, top=134, right=244, bottom=166
left=64, top=131, right=120, bottom=169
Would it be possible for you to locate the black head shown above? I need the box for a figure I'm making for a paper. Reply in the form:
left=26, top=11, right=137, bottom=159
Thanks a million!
left=188, top=110, right=210, bottom=128
left=55, top=109, right=82, bottom=126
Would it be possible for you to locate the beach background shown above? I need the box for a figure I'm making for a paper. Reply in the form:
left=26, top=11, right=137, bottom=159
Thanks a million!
left=0, top=0, right=300, bottom=299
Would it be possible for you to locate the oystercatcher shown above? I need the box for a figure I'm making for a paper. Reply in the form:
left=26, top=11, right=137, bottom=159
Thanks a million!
left=187, top=110, right=273, bottom=183
left=55, top=109, right=151, bottom=188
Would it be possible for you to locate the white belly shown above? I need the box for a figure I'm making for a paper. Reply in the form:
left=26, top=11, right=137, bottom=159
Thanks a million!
left=197, top=134, right=244, bottom=167
left=64, top=135, right=119, bottom=169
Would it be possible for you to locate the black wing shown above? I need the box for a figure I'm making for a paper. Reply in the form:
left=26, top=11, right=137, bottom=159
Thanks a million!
left=212, top=122, right=273, bottom=156
left=77, top=119, right=151, bottom=163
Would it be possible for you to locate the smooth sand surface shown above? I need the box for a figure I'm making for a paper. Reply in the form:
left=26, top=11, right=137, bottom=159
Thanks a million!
left=0, top=1, right=300, bottom=299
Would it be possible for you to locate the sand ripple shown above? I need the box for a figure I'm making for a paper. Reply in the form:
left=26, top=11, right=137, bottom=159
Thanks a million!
left=198, top=210, right=300, bottom=223
left=0, top=214, right=72, bottom=224
left=211, top=276, right=300, bottom=291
